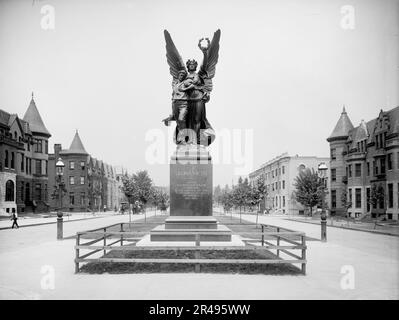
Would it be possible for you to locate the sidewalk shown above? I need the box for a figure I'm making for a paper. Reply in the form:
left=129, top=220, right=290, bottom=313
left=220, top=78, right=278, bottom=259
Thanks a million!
left=0, top=211, right=397, bottom=299
left=284, top=216, right=399, bottom=236
left=0, top=211, right=122, bottom=230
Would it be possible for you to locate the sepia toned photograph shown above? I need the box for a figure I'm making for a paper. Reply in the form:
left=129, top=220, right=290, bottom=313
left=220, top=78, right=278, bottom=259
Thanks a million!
left=0, top=0, right=398, bottom=309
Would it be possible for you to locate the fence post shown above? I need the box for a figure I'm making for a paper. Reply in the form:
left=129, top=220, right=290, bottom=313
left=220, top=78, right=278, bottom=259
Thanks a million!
left=195, top=234, right=200, bottom=273
left=301, top=235, right=306, bottom=275
left=120, top=223, right=124, bottom=246
left=261, top=225, right=264, bottom=246
left=75, top=234, right=80, bottom=274
left=276, top=227, right=280, bottom=257
left=103, top=227, right=107, bottom=256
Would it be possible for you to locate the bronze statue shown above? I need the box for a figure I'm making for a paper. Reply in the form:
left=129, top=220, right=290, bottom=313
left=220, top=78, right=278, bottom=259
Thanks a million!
left=163, top=29, right=221, bottom=146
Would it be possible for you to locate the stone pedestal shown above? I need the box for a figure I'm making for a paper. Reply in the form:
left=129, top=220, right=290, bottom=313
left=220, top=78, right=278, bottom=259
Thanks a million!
left=150, top=145, right=232, bottom=242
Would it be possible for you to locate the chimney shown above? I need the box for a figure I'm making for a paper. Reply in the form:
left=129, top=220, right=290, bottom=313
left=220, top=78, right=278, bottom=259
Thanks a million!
left=54, top=144, right=62, bottom=159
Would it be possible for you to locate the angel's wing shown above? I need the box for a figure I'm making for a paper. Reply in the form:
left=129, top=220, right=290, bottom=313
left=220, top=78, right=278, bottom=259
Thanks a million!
left=199, top=29, right=221, bottom=93
left=164, top=30, right=186, bottom=80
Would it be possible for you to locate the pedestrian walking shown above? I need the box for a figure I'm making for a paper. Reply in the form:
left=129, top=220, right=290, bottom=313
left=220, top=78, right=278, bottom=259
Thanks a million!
left=11, top=212, right=19, bottom=229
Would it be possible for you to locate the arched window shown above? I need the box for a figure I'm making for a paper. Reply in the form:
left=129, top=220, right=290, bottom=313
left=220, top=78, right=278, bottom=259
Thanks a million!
left=14, top=132, right=17, bottom=140
left=5, top=180, right=14, bottom=201
left=4, top=150, right=8, bottom=168
left=11, top=152, right=15, bottom=169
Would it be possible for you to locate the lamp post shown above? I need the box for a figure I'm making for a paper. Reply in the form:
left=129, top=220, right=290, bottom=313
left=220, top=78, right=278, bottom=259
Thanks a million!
left=318, top=162, right=328, bottom=242
left=56, top=157, right=65, bottom=240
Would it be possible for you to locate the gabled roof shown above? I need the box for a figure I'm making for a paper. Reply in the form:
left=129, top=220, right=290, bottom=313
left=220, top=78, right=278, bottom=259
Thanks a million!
left=0, top=109, right=11, bottom=127
left=22, top=96, right=51, bottom=136
left=328, top=106, right=354, bottom=141
left=353, top=120, right=369, bottom=141
left=20, top=119, right=32, bottom=135
left=60, top=131, right=88, bottom=155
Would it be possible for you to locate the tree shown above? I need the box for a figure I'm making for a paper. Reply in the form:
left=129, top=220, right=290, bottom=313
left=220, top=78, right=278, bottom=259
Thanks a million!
left=92, top=181, right=102, bottom=213
left=369, top=184, right=386, bottom=217
left=121, top=170, right=153, bottom=209
left=213, top=185, right=222, bottom=207
left=293, top=168, right=325, bottom=216
left=157, top=191, right=170, bottom=212
left=250, top=176, right=267, bottom=226
left=133, top=170, right=153, bottom=207
left=341, top=189, right=352, bottom=218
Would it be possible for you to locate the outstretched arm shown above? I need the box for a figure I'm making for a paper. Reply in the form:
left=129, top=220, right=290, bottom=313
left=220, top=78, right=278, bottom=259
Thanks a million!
left=198, top=38, right=210, bottom=77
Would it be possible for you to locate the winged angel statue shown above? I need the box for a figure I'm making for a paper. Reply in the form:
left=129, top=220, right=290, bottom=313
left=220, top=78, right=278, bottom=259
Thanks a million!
left=163, top=29, right=221, bottom=146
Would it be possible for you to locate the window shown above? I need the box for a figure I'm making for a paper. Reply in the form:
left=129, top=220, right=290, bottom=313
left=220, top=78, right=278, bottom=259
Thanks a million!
left=355, top=163, right=362, bottom=177
left=80, top=176, right=85, bottom=185
left=380, top=158, right=386, bottom=174
left=388, top=184, right=393, bottom=208
left=331, top=190, right=337, bottom=208
left=34, top=139, right=42, bottom=153
left=69, top=177, right=75, bottom=185
left=387, top=154, right=393, bottom=170
left=11, top=152, right=15, bottom=169
left=5, top=180, right=14, bottom=201
left=69, top=193, right=75, bottom=205
left=379, top=188, right=385, bottom=209
left=366, top=188, right=371, bottom=212
left=349, top=189, right=352, bottom=204
left=331, top=148, right=336, bottom=160
left=374, top=160, right=378, bottom=175
left=4, top=150, right=8, bottom=168
left=282, top=180, right=285, bottom=189
left=80, top=192, right=86, bottom=206
left=348, top=165, right=352, bottom=178
left=21, top=155, right=24, bottom=172
left=367, top=162, right=370, bottom=176
left=331, top=168, right=336, bottom=182
left=80, top=161, right=85, bottom=170
left=35, top=159, right=41, bottom=175
left=35, top=183, right=41, bottom=200
left=282, top=166, right=285, bottom=174
left=45, top=140, right=48, bottom=154
left=69, top=161, right=75, bottom=170
left=45, top=160, right=48, bottom=175
left=283, top=196, right=286, bottom=207
left=355, top=188, right=361, bottom=208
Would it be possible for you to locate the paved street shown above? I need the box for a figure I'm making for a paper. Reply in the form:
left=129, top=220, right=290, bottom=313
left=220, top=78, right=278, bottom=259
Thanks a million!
left=0, top=212, right=397, bottom=299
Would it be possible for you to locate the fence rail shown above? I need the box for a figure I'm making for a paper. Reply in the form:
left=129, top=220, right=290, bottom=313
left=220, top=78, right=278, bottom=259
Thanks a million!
left=74, top=222, right=307, bottom=274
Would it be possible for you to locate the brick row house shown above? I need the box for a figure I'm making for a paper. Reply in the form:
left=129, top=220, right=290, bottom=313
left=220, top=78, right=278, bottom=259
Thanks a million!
left=48, top=131, right=125, bottom=212
left=327, top=106, right=399, bottom=220
left=0, top=95, right=51, bottom=215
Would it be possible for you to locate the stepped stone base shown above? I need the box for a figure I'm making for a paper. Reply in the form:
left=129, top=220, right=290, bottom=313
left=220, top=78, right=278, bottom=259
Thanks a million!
left=165, top=216, right=218, bottom=229
left=150, top=217, right=232, bottom=242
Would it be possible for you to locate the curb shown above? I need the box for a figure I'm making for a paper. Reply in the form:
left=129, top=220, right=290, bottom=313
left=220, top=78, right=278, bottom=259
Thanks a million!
left=284, top=218, right=399, bottom=237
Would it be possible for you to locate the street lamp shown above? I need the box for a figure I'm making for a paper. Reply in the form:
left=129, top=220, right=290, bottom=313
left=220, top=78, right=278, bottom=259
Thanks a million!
left=55, top=157, right=65, bottom=240
left=318, top=162, right=328, bottom=242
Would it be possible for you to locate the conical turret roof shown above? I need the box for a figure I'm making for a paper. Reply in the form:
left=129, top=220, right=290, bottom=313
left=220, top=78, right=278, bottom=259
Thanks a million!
left=328, top=106, right=354, bottom=141
left=23, top=95, right=51, bottom=136
left=61, top=131, right=88, bottom=155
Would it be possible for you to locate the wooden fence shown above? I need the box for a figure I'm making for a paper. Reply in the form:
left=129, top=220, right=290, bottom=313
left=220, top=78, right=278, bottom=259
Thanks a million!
left=74, top=222, right=307, bottom=274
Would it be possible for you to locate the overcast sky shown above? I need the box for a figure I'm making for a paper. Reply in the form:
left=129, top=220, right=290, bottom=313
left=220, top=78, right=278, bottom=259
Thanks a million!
left=0, top=0, right=398, bottom=187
